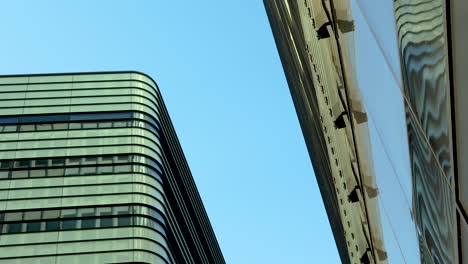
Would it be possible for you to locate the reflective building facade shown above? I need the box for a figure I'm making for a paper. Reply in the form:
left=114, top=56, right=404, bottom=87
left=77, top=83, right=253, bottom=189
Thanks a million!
left=265, top=0, right=466, bottom=263
left=0, top=72, right=225, bottom=264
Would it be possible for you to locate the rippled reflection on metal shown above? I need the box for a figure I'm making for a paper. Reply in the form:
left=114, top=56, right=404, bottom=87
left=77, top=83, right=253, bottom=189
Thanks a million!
left=395, top=0, right=455, bottom=263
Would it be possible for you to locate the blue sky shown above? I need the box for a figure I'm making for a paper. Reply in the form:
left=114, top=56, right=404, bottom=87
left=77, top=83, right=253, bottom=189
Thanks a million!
left=0, top=1, right=340, bottom=263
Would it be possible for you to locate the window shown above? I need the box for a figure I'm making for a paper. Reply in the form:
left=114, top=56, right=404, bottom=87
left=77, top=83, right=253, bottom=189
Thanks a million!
left=30, top=169, right=46, bottom=177
left=43, top=210, right=60, bottom=220
left=51, top=158, right=65, bottom=166
left=118, top=216, right=131, bottom=227
left=45, top=221, right=60, bottom=231
left=11, top=170, right=28, bottom=178
left=47, top=168, right=64, bottom=177
left=35, top=159, right=48, bottom=167
left=62, top=219, right=77, bottom=230
left=5, top=212, right=22, bottom=222
left=0, top=205, right=166, bottom=235
left=53, top=123, right=68, bottom=130
left=20, top=124, right=34, bottom=131
left=17, top=160, right=30, bottom=168
left=100, top=217, right=114, bottom=228
left=0, top=171, right=9, bottom=179
left=26, top=222, right=41, bottom=232
left=82, top=122, right=98, bottom=129
left=24, top=211, right=41, bottom=220
left=7, top=223, right=22, bottom=233
left=0, top=154, right=163, bottom=181
left=0, top=161, right=11, bottom=169
left=81, top=219, right=96, bottom=229
left=36, top=124, right=52, bottom=131
left=80, top=166, right=96, bottom=175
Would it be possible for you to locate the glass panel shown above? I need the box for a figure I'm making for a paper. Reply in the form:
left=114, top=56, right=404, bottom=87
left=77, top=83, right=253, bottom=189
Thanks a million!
left=406, top=106, right=456, bottom=263
left=80, top=166, right=97, bottom=175
left=80, top=208, right=95, bottom=217
left=115, top=206, right=130, bottom=215
left=67, top=158, right=81, bottom=166
left=24, top=211, right=41, bottom=220
left=82, top=122, right=98, bottom=129
left=99, top=122, right=112, bottom=128
left=46, top=221, right=60, bottom=231
left=35, top=159, right=48, bottom=167
left=69, top=123, right=82, bottom=129
left=62, top=219, right=77, bottom=230
left=36, top=124, right=52, bottom=131
left=30, top=169, right=46, bottom=177
left=7, top=223, right=22, bottom=233
left=47, top=168, right=65, bottom=177
left=0, top=116, right=18, bottom=124
left=98, top=166, right=113, bottom=174
left=394, top=0, right=452, bottom=182
left=3, top=125, right=17, bottom=132
left=118, top=216, right=131, bottom=227
left=0, top=171, right=9, bottom=179
left=0, top=160, right=12, bottom=169
left=16, top=160, right=30, bottom=168
left=26, top=222, right=41, bottom=232
left=20, top=124, right=35, bottom=131
left=43, top=210, right=60, bottom=219
left=65, top=168, right=79, bottom=176
left=100, top=156, right=113, bottom=164
left=81, top=218, right=96, bottom=229
left=53, top=123, right=68, bottom=130
left=11, top=170, right=28, bottom=178
left=100, top=217, right=114, bottom=228
left=51, top=158, right=65, bottom=166
left=114, top=165, right=131, bottom=173
left=62, top=209, right=78, bottom=218
left=5, top=212, right=22, bottom=221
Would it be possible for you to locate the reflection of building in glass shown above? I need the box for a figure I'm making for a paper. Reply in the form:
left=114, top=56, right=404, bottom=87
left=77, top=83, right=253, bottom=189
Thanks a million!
left=0, top=72, right=225, bottom=264
left=264, top=0, right=466, bottom=263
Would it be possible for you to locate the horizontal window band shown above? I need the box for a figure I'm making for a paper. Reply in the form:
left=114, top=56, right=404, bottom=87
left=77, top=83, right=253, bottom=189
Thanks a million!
left=0, top=180, right=165, bottom=198
left=0, top=143, right=163, bottom=163
left=1, top=182, right=166, bottom=205
left=0, top=132, right=162, bottom=151
left=1, top=212, right=166, bottom=229
left=0, top=191, right=167, bottom=209
left=0, top=110, right=159, bottom=127
left=0, top=102, right=161, bottom=123
left=0, top=119, right=160, bottom=138
left=0, top=202, right=166, bottom=221
left=0, top=164, right=163, bottom=183
left=0, top=152, right=163, bottom=174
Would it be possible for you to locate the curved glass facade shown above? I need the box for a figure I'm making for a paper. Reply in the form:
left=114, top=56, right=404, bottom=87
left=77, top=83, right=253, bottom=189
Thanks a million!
left=0, top=72, right=225, bottom=264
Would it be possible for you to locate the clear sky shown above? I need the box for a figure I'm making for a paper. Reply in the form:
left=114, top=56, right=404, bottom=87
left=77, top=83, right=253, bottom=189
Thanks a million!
left=0, top=1, right=340, bottom=263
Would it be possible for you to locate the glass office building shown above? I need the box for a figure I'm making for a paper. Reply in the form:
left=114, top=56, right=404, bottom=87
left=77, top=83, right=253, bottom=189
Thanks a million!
left=265, top=0, right=466, bottom=263
left=0, top=72, right=225, bottom=264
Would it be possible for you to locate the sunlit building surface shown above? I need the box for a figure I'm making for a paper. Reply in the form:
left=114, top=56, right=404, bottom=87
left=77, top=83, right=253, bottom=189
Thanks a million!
left=265, top=0, right=467, bottom=263
left=0, top=72, right=225, bottom=264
